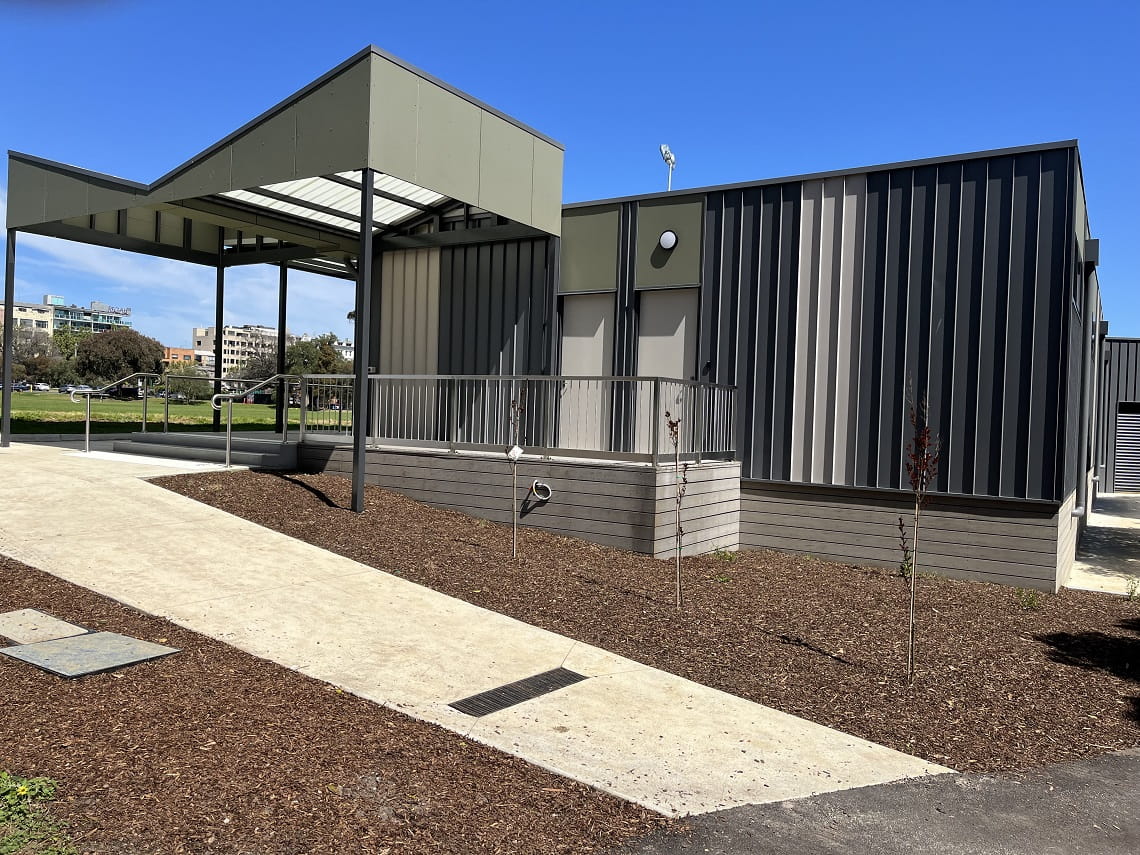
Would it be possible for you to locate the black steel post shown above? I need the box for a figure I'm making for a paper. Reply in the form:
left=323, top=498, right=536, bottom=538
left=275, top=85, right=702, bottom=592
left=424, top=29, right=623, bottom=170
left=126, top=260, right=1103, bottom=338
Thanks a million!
left=351, top=169, right=375, bottom=513
left=1, top=230, right=16, bottom=447
left=213, top=228, right=225, bottom=432
left=276, top=262, right=288, bottom=433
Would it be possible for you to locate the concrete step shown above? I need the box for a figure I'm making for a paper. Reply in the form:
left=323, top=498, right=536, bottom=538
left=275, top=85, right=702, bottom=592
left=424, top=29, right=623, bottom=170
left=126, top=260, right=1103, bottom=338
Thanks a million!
left=111, top=433, right=297, bottom=469
left=120, top=431, right=291, bottom=451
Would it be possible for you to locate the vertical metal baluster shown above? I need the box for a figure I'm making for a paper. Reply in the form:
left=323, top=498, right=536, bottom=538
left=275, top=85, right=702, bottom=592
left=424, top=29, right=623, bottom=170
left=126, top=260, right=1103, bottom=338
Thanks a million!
left=225, top=398, right=233, bottom=467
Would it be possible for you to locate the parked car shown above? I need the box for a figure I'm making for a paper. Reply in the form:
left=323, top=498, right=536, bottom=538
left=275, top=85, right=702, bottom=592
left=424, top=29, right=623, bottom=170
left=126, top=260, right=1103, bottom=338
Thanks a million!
left=33, top=382, right=50, bottom=392
left=69, top=384, right=108, bottom=398
left=10, top=381, right=29, bottom=392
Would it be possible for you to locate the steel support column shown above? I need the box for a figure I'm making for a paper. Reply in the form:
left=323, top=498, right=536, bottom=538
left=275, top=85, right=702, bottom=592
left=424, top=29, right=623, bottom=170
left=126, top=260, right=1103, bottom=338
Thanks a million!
left=275, top=262, right=288, bottom=433
left=1, top=230, right=16, bottom=447
left=213, top=229, right=225, bottom=431
left=351, top=169, right=376, bottom=513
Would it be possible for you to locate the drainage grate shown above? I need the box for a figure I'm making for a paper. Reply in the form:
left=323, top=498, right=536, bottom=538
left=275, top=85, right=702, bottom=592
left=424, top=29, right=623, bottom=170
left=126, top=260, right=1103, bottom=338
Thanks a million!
left=449, top=667, right=588, bottom=717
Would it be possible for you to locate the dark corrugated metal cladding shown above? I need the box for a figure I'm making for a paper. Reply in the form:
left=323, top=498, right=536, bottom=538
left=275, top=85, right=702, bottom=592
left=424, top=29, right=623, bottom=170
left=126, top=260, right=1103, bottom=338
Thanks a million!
left=438, top=238, right=552, bottom=374
left=701, top=146, right=1076, bottom=501
left=1102, top=339, right=1140, bottom=490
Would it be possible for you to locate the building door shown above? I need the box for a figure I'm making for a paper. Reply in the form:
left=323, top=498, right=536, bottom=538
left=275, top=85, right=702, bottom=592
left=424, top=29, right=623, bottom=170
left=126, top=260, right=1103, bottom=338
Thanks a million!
left=635, top=287, right=699, bottom=381
left=558, top=293, right=614, bottom=451
left=1115, top=404, right=1140, bottom=491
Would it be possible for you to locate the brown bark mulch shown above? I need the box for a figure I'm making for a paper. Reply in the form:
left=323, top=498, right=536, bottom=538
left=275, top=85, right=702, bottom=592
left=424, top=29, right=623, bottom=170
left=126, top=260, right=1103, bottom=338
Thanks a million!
left=153, top=470, right=1140, bottom=776
left=0, top=556, right=672, bottom=855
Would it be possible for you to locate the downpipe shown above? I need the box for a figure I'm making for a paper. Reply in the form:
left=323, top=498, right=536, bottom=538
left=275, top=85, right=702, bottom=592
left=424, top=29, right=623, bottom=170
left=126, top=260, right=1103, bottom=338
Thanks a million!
left=1072, top=257, right=1097, bottom=520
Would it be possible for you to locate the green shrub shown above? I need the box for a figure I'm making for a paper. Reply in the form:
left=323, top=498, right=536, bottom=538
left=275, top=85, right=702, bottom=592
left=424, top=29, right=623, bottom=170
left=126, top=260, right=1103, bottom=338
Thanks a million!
left=0, top=770, right=76, bottom=855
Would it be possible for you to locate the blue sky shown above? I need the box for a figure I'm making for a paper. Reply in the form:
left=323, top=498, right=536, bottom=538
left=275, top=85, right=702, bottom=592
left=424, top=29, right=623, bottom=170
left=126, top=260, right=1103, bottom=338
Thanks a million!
left=2, top=0, right=1137, bottom=345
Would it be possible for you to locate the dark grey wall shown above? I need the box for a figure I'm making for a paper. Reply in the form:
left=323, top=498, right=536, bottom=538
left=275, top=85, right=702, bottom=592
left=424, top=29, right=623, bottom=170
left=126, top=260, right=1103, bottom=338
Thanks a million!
left=1100, top=338, right=1140, bottom=491
left=438, top=237, right=554, bottom=374
left=698, top=145, right=1081, bottom=501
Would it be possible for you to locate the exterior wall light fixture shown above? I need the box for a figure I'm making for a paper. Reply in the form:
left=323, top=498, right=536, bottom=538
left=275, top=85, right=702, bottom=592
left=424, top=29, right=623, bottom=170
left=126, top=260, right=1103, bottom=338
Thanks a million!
left=659, top=230, right=678, bottom=251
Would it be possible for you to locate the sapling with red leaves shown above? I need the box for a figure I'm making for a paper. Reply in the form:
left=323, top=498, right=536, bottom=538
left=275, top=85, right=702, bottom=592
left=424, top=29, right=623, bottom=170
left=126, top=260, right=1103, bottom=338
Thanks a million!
left=898, top=393, right=940, bottom=683
left=665, top=410, right=689, bottom=609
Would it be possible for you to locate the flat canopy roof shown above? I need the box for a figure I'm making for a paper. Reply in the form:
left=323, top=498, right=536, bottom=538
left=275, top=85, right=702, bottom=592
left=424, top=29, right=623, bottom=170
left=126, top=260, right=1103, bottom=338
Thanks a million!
left=5, top=46, right=565, bottom=278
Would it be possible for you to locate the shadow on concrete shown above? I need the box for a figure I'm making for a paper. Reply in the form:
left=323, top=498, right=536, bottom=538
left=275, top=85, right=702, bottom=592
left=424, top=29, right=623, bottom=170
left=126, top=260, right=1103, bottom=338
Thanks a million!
left=1038, top=617, right=1140, bottom=723
left=1093, top=494, right=1140, bottom=516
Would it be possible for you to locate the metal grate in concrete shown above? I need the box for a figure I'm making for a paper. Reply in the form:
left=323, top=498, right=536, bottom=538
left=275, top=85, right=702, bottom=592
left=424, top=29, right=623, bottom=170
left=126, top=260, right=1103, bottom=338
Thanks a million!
left=449, top=667, right=588, bottom=717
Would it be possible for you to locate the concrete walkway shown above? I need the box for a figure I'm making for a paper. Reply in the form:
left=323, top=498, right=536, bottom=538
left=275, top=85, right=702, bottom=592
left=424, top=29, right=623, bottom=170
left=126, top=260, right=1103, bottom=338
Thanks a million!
left=0, top=442, right=948, bottom=817
left=1066, top=493, right=1140, bottom=596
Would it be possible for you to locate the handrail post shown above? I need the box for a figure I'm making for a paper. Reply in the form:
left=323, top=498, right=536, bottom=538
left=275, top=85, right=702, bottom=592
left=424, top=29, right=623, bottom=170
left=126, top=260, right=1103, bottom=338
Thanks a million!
left=163, top=375, right=170, bottom=433
left=225, top=398, right=233, bottom=468
left=84, top=394, right=91, bottom=453
left=298, top=377, right=308, bottom=443
left=448, top=379, right=459, bottom=453
left=651, top=378, right=661, bottom=466
left=282, top=377, right=289, bottom=443
left=696, top=383, right=706, bottom=464
left=141, top=377, right=148, bottom=434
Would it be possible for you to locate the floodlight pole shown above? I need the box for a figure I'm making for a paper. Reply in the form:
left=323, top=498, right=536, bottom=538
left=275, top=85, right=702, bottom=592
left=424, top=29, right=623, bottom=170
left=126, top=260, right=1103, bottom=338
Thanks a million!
left=667, top=162, right=674, bottom=192
left=1, top=229, right=16, bottom=447
left=351, top=168, right=376, bottom=514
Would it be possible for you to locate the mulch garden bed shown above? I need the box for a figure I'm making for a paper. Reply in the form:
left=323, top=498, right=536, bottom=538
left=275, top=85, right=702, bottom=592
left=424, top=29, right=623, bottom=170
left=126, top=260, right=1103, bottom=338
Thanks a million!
left=0, top=556, right=672, bottom=855
left=153, top=470, right=1140, bottom=776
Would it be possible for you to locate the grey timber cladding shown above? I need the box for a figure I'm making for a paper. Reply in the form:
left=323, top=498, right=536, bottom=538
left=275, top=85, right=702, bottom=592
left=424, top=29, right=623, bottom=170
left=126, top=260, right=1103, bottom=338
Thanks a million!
left=740, top=482, right=1064, bottom=591
left=699, top=145, right=1078, bottom=501
left=299, top=444, right=739, bottom=556
left=1100, top=339, right=1140, bottom=491
left=438, top=238, right=554, bottom=375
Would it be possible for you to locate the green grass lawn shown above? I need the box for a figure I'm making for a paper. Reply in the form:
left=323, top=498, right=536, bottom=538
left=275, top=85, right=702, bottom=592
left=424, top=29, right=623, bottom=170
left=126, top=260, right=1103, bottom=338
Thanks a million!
left=7, top=391, right=301, bottom=435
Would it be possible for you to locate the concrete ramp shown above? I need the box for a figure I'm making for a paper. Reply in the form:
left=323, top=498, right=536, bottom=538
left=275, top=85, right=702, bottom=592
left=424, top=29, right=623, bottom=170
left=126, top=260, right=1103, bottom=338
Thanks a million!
left=0, top=442, right=950, bottom=817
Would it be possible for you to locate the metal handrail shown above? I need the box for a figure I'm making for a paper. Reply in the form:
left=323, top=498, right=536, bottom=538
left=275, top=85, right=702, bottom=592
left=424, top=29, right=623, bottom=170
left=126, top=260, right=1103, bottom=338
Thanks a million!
left=70, top=371, right=161, bottom=453
left=298, top=373, right=738, bottom=463
left=210, top=374, right=299, bottom=467
left=161, top=372, right=285, bottom=432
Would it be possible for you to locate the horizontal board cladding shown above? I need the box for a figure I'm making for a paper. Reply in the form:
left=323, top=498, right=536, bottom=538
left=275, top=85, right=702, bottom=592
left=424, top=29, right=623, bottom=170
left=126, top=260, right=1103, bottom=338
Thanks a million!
left=740, top=482, right=1062, bottom=590
left=1056, top=489, right=1079, bottom=585
left=652, top=461, right=741, bottom=557
left=300, top=444, right=739, bottom=557
left=701, top=145, right=1076, bottom=502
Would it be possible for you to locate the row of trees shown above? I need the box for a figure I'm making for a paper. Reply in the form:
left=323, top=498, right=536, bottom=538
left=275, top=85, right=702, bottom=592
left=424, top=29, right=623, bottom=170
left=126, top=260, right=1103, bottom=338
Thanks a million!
left=1, top=326, right=352, bottom=394
left=0, top=326, right=166, bottom=389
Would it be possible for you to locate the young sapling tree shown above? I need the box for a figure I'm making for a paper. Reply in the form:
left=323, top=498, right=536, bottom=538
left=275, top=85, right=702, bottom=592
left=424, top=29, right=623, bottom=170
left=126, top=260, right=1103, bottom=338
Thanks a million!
left=664, top=410, right=689, bottom=609
left=898, top=393, right=940, bottom=683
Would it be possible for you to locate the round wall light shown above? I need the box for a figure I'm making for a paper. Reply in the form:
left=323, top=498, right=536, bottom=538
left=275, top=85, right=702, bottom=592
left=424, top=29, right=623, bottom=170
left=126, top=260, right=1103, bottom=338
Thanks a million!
left=659, top=229, right=678, bottom=251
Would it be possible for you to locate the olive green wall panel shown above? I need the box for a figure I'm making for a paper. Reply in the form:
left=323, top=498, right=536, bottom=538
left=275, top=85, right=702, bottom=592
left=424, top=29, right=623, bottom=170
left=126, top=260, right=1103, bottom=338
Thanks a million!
left=634, top=197, right=703, bottom=289
left=230, top=109, right=300, bottom=191
left=560, top=206, right=619, bottom=293
left=478, top=112, right=535, bottom=227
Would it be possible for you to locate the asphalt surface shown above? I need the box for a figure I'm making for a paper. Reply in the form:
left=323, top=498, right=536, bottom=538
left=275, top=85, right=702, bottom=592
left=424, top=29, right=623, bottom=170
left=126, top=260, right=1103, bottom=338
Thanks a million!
left=619, top=748, right=1140, bottom=855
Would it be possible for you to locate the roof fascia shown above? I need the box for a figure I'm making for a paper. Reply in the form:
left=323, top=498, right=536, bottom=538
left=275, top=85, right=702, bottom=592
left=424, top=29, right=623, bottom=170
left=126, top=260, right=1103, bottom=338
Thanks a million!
left=564, top=140, right=1081, bottom=210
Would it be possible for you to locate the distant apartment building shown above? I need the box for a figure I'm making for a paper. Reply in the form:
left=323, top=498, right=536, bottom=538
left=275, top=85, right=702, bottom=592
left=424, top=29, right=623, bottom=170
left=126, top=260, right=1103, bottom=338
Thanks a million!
left=0, top=294, right=132, bottom=338
left=190, top=325, right=354, bottom=373
left=162, top=346, right=203, bottom=367
left=192, top=324, right=279, bottom=374
left=291, top=332, right=355, bottom=362
left=45, top=295, right=132, bottom=333
left=0, top=300, right=53, bottom=333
